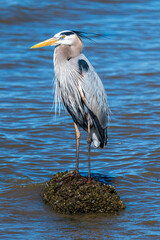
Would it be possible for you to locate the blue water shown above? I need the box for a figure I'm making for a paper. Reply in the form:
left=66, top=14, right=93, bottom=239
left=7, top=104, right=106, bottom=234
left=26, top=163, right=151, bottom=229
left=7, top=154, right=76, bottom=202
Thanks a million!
left=0, top=0, right=160, bottom=239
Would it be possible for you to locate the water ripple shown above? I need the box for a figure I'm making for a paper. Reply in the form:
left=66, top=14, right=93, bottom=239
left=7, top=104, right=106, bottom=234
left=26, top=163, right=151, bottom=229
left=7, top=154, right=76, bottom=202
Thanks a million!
left=0, top=0, right=160, bottom=239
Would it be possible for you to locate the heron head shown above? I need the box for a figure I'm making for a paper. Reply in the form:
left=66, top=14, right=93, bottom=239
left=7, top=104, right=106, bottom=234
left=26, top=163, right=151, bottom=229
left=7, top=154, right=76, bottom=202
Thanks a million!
left=31, top=30, right=81, bottom=49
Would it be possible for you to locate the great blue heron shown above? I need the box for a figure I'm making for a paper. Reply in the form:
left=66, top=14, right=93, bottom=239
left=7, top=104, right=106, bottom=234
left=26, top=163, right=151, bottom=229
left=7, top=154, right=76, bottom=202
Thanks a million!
left=31, top=30, right=108, bottom=183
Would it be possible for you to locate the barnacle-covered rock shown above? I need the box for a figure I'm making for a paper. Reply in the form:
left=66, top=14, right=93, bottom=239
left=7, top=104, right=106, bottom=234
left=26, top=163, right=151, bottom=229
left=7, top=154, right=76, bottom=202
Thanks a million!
left=42, top=170, right=125, bottom=214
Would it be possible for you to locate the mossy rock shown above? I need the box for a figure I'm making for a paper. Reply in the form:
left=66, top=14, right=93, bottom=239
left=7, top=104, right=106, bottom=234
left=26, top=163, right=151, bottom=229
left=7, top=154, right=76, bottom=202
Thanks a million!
left=42, top=170, right=125, bottom=214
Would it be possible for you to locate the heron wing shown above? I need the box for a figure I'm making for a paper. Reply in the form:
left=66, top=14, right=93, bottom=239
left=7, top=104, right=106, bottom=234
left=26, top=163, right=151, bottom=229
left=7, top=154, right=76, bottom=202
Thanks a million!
left=69, top=54, right=108, bottom=147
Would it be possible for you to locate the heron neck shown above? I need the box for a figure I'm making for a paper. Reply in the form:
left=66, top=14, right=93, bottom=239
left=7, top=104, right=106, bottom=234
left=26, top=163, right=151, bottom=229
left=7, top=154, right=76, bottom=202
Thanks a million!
left=54, top=40, right=83, bottom=62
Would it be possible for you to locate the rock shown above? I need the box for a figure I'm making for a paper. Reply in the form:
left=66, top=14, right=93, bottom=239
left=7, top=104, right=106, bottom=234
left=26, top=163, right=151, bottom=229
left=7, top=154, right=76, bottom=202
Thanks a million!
left=42, top=170, right=126, bottom=214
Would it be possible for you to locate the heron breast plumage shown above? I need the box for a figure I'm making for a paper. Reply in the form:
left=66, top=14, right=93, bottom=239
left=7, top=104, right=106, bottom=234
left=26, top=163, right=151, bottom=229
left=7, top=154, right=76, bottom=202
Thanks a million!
left=54, top=48, right=108, bottom=148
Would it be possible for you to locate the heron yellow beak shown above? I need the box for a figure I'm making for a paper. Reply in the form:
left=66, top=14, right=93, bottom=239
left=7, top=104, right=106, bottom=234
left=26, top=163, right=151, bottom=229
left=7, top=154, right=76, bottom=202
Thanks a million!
left=31, top=37, right=58, bottom=48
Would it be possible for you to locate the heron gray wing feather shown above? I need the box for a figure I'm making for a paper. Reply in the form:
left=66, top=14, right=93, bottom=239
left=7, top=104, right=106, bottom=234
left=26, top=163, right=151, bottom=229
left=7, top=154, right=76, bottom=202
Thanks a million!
left=69, top=54, right=108, bottom=129
left=69, top=54, right=108, bottom=147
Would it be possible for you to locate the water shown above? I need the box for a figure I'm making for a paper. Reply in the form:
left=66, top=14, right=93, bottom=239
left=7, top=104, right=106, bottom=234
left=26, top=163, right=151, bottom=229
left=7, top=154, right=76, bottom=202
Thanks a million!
left=0, top=0, right=160, bottom=239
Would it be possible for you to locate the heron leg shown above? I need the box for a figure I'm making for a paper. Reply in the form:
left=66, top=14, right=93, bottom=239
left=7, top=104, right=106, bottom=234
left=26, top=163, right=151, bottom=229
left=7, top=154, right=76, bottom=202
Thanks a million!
left=74, top=123, right=80, bottom=177
left=87, top=114, right=91, bottom=183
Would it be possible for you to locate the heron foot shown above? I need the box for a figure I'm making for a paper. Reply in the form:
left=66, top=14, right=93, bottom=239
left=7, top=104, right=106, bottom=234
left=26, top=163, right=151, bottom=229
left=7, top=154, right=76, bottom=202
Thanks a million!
left=61, top=171, right=80, bottom=183
left=76, top=176, right=94, bottom=186
left=86, top=177, right=92, bottom=184
left=61, top=171, right=94, bottom=186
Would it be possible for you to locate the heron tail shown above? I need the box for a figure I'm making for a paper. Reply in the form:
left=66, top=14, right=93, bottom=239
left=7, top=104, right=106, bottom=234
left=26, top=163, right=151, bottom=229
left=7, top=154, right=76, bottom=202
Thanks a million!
left=91, top=127, right=107, bottom=148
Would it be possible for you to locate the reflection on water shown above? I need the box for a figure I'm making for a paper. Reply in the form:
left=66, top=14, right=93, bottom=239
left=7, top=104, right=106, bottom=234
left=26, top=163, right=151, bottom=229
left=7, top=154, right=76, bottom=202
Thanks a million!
left=0, top=0, right=160, bottom=239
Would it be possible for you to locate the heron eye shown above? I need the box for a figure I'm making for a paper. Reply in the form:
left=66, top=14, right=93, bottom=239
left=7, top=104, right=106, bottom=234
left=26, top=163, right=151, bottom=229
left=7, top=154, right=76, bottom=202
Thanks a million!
left=61, top=35, right=65, bottom=39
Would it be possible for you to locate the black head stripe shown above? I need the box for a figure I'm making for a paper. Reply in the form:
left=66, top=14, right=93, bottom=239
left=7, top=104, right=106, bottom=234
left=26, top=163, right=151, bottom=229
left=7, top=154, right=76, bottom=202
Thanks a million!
left=61, top=31, right=75, bottom=36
